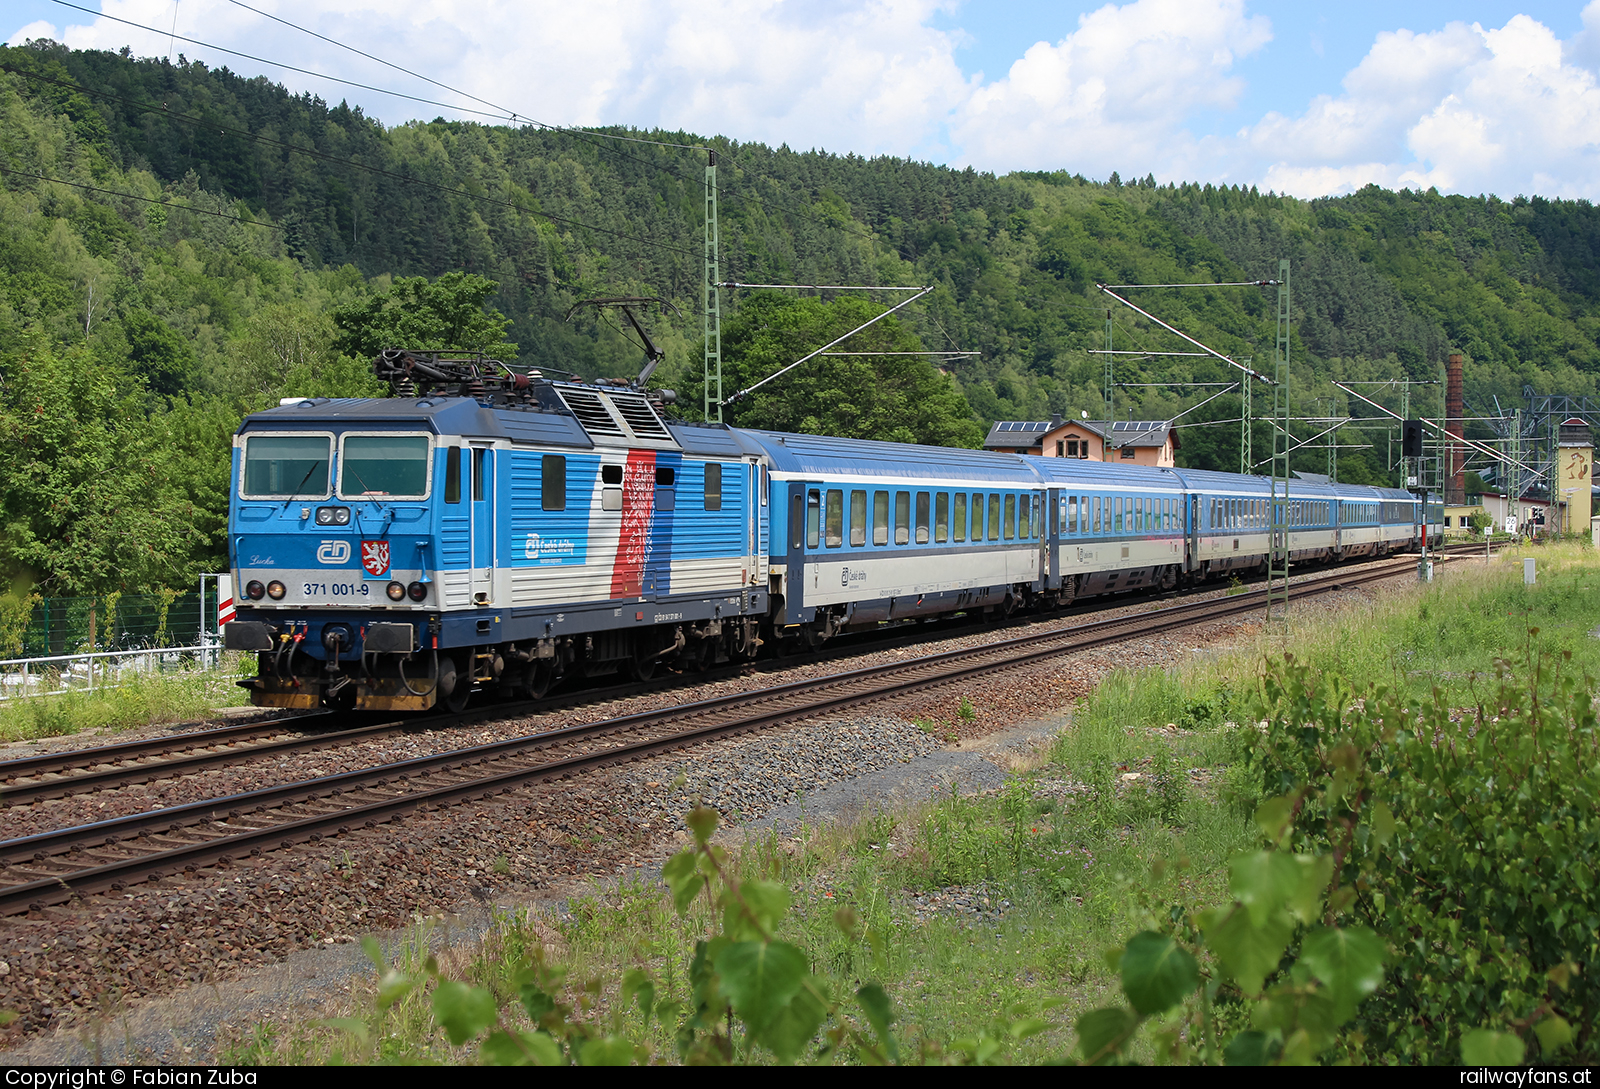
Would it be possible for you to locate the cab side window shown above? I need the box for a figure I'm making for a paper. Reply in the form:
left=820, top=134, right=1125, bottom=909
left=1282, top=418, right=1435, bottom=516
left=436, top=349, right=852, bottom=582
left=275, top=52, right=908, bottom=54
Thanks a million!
left=704, top=463, right=722, bottom=511
left=445, top=447, right=462, bottom=504
left=541, top=455, right=566, bottom=511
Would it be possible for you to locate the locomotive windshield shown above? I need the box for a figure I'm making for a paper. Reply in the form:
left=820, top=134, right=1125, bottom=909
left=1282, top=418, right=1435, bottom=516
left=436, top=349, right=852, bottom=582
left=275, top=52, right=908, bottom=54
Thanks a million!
left=338, top=434, right=431, bottom=498
left=241, top=434, right=330, bottom=498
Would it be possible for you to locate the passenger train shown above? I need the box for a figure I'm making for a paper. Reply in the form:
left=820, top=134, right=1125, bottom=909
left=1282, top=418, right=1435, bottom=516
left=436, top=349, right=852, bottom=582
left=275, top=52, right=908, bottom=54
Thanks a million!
left=224, top=350, right=1440, bottom=711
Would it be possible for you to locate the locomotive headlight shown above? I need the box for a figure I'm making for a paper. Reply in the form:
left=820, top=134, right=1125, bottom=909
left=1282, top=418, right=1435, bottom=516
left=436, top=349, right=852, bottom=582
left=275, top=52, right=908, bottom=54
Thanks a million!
left=245, top=580, right=266, bottom=600
left=407, top=581, right=428, bottom=602
left=315, top=506, right=350, bottom=526
left=266, top=580, right=287, bottom=600
left=386, top=581, right=406, bottom=601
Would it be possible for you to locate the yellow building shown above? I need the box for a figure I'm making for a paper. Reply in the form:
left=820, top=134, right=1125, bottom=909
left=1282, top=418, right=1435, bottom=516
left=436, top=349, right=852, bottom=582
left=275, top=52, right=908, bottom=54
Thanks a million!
left=1557, top=418, right=1593, bottom=535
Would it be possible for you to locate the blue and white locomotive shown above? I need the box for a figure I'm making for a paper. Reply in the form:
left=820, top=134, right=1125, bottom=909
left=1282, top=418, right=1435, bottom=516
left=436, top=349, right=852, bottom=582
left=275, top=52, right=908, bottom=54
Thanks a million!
left=224, top=350, right=1431, bottom=711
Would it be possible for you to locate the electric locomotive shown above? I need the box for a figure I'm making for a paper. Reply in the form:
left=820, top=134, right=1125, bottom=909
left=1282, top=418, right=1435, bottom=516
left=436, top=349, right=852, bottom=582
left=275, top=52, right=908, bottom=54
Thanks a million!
left=225, top=350, right=770, bottom=711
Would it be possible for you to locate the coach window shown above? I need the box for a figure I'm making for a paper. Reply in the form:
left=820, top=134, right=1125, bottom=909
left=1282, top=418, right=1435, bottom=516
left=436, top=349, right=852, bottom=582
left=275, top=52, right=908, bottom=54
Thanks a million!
left=873, top=492, right=889, bottom=545
left=935, top=493, right=949, bottom=543
left=1001, top=495, right=1016, bottom=540
left=704, top=463, right=722, bottom=511
left=1091, top=497, right=1100, bottom=534
left=895, top=492, right=911, bottom=545
left=806, top=490, right=821, bottom=549
left=1068, top=497, right=1078, bottom=534
left=916, top=492, right=930, bottom=544
left=445, top=447, right=462, bottom=504
left=825, top=490, right=843, bottom=548
left=973, top=493, right=985, bottom=541
left=953, top=493, right=967, bottom=542
left=850, top=490, right=867, bottom=547
left=541, top=455, right=566, bottom=511
left=987, top=494, right=1001, bottom=541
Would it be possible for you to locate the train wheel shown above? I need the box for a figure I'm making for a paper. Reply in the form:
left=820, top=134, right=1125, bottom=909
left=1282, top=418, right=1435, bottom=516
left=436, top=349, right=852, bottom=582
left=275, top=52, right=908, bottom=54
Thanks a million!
left=439, top=654, right=471, bottom=713
left=526, top=661, right=554, bottom=699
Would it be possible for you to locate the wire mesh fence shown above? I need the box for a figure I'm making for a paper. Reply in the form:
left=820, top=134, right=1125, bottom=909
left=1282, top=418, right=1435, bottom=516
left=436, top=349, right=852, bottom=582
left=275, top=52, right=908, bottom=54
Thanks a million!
left=1, top=590, right=218, bottom=659
left=0, top=644, right=225, bottom=701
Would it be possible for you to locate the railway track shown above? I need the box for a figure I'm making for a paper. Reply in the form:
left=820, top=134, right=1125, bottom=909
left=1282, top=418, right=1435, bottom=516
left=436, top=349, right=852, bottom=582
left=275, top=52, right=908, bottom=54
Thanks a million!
left=1, top=541, right=1488, bottom=809
left=0, top=546, right=1474, bottom=916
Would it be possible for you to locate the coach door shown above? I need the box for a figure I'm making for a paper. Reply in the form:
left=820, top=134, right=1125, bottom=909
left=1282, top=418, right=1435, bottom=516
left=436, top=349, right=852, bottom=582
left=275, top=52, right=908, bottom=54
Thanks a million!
left=1045, top=488, right=1059, bottom=588
left=1185, top=494, right=1200, bottom=572
left=746, top=458, right=762, bottom=586
left=470, top=445, right=494, bottom=605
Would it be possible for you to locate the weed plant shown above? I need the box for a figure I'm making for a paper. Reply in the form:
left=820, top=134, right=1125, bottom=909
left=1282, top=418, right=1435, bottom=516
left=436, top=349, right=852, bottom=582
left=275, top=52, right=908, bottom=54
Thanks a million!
left=0, top=658, right=251, bottom=741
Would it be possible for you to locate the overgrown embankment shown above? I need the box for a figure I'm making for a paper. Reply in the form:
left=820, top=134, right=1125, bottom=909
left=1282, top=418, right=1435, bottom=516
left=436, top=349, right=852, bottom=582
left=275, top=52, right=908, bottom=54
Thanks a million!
left=202, top=546, right=1598, bottom=1064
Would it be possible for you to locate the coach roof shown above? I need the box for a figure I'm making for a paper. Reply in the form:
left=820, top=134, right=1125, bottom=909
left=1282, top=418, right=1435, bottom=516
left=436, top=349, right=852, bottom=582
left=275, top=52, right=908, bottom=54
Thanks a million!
left=741, top=430, right=1042, bottom=483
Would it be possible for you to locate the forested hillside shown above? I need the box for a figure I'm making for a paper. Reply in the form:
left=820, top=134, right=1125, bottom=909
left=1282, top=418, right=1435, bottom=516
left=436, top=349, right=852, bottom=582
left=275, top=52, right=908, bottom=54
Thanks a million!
left=4, top=38, right=1600, bottom=598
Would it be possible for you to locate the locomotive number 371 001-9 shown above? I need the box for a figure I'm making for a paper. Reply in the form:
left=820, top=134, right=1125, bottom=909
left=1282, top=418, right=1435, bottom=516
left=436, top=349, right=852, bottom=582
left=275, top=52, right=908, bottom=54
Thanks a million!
left=303, top=582, right=372, bottom=597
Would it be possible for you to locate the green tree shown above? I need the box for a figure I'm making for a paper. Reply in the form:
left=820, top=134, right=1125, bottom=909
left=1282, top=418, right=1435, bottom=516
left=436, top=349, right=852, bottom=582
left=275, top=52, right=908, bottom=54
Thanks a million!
left=714, top=292, right=984, bottom=448
left=330, top=271, right=517, bottom=361
left=122, top=310, right=198, bottom=398
left=0, top=340, right=192, bottom=595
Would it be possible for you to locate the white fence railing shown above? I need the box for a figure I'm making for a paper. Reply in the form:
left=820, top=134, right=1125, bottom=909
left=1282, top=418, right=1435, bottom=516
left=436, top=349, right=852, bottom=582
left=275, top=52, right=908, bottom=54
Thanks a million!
left=0, top=642, right=224, bottom=701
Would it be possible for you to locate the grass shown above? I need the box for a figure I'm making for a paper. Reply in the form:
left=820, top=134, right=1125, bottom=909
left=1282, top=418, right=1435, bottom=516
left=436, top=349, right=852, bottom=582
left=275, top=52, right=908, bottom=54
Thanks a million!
left=217, top=545, right=1598, bottom=1064
left=0, top=654, right=254, bottom=742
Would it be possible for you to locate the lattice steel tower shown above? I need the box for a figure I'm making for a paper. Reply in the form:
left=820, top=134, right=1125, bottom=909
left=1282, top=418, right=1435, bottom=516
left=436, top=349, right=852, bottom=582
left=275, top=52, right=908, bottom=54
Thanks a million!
left=1267, top=259, right=1292, bottom=624
left=704, top=150, right=723, bottom=422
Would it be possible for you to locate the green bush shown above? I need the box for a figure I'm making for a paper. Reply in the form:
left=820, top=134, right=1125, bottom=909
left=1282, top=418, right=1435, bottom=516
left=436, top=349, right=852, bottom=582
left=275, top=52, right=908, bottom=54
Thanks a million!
left=1242, top=648, right=1598, bottom=1064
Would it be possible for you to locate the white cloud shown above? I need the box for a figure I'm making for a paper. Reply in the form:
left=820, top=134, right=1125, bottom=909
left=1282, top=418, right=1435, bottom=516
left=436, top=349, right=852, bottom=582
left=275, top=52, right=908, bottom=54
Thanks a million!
left=950, top=0, right=1271, bottom=177
left=7, top=20, right=60, bottom=47
left=16, top=1, right=1600, bottom=200
left=47, top=0, right=970, bottom=158
left=1248, top=14, right=1600, bottom=198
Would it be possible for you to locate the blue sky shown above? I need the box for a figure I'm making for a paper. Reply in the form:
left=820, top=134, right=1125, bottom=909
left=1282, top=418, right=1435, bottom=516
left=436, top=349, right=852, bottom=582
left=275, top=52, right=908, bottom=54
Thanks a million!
left=938, top=2, right=1584, bottom=138
left=9, top=1, right=1600, bottom=198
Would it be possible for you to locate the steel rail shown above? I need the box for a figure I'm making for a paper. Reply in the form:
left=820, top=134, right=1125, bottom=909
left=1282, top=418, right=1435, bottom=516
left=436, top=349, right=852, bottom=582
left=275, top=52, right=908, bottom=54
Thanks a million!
left=0, top=550, right=1461, bottom=915
left=0, top=713, right=332, bottom=782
